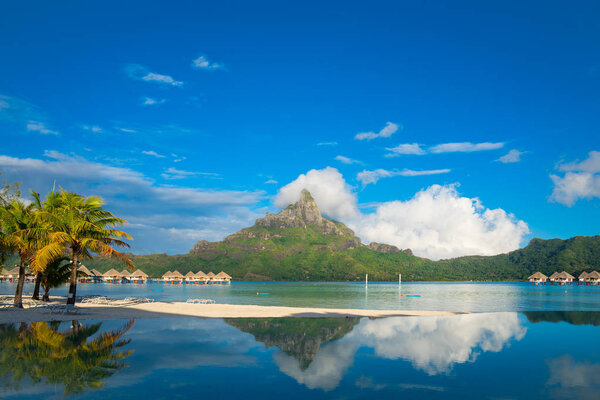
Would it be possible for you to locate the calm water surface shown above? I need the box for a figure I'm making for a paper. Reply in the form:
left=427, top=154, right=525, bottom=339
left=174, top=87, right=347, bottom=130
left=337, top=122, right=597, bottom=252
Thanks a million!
left=1, top=312, right=599, bottom=399
left=2, top=281, right=599, bottom=311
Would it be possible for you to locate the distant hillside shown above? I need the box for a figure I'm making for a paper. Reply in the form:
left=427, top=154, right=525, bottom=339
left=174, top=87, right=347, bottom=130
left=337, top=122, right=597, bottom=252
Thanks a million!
left=3, top=190, right=600, bottom=281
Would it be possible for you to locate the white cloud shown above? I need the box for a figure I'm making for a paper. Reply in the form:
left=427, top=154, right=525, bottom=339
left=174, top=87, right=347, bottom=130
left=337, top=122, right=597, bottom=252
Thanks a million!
left=141, top=150, right=166, bottom=158
left=357, top=168, right=451, bottom=185
left=430, top=142, right=504, bottom=153
left=550, top=151, right=600, bottom=206
left=26, top=120, right=59, bottom=135
left=277, top=168, right=528, bottom=259
left=191, top=55, right=224, bottom=70
left=142, top=97, right=167, bottom=106
left=126, top=64, right=183, bottom=87
left=386, top=143, right=426, bottom=156
left=316, top=142, right=338, bottom=146
left=335, top=155, right=362, bottom=165
left=275, top=167, right=360, bottom=220
left=116, top=127, right=136, bottom=133
left=265, top=179, right=278, bottom=184
left=355, top=122, right=400, bottom=141
left=497, top=149, right=523, bottom=163
left=0, top=152, right=264, bottom=254
left=161, top=167, right=220, bottom=180
left=82, top=125, right=102, bottom=133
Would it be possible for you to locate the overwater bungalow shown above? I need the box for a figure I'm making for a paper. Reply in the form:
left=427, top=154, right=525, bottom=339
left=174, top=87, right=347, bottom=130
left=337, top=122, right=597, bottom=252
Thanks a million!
left=555, top=271, right=575, bottom=285
left=164, top=270, right=184, bottom=284
left=103, top=268, right=121, bottom=284
left=194, top=271, right=208, bottom=284
left=130, top=269, right=148, bottom=284
left=214, top=271, right=232, bottom=285
left=548, top=272, right=560, bottom=285
left=0, top=267, right=34, bottom=283
left=77, top=265, right=93, bottom=283
left=119, top=269, right=131, bottom=283
left=528, top=272, right=548, bottom=285
left=183, top=271, right=196, bottom=284
left=160, top=270, right=173, bottom=283
left=206, top=271, right=216, bottom=284
left=586, top=271, right=600, bottom=285
left=578, top=271, right=589, bottom=285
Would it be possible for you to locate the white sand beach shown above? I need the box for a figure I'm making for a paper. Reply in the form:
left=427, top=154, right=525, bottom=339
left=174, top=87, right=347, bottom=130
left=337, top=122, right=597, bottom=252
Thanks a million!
left=0, top=301, right=461, bottom=323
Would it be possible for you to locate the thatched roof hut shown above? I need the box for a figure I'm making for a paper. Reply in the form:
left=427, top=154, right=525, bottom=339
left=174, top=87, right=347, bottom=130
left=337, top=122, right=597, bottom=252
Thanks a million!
left=90, top=269, right=102, bottom=277
left=119, top=269, right=130, bottom=277
left=557, top=271, right=575, bottom=281
left=215, top=271, right=232, bottom=279
left=579, top=271, right=589, bottom=281
left=161, top=270, right=173, bottom=279
left=78, top=265, right=92, bottom=277
left=131, top=269, right=148, bottom=278
left=528, top=272, right=547, bottom=282
left=103, top=268, right=121, bottom=278
left=588, top=271, right=600, bottom=282
left=549, top=272, right=560, bottom=281
left=184, top=271, right=196, bottom=280
left=195, top=270, right=207, bottom=278
left=206, top=272, right=216, bottom=278
left=170, top=270, right=184, bottom=278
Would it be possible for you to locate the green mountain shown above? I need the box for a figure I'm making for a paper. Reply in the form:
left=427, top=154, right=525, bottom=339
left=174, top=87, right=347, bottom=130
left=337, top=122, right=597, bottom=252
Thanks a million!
left=3, top=189, right=600, bottom=281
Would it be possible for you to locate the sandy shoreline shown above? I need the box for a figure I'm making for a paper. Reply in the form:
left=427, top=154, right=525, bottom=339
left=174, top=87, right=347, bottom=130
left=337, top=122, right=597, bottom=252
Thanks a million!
left=0, top=301, right=461, bottom=323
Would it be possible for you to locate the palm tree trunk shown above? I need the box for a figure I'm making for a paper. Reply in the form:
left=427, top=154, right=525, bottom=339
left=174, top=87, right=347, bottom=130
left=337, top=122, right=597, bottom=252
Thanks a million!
left=43, top=281, right=50, bottom=301
left=32, top=272, right=42, bottom=300
left=67, top=252, right=78, bottom=305
left=13, top=254, right=26, bottom=308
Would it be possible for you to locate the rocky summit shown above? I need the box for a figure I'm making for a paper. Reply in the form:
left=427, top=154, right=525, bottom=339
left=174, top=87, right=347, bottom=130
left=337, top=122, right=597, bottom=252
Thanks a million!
left=190, top=189, right=364, bottom=254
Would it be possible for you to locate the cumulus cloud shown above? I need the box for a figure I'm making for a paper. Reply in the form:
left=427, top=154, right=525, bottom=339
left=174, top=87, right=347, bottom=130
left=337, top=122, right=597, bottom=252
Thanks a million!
left=497, top=149, right=523, bottom=163
left=357, top=168, right=451, bottom=186
left=385, top=143, right=426, bottom=156
left=335, top=155, right=362, bottom=165
left=355, top=122, right=400, bottom=141
left=191, top=55, right=224, bottom=70
left=275, top=167, right=360, bottom=220
left=265, top=179, right=278, bottom=184
left=550, top=151, right=600, bottom=206
left=126, top=64, right=183, bottom=87
left=26, top=120, right=59, bottom=135
left=0, top=152, right=263, bottom=253
left=430, top=142, right=504, bottom=153
left=546, top=355, right=600, bottom=400
left=277, top=167, right=528, bottom=259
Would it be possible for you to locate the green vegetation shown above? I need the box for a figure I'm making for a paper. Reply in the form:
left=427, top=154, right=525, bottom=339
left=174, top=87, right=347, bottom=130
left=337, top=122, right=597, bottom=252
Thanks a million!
left=80, top=226, right=600, bottom=282
left=524, top=311, right=600, bottom=326
left=0, top=180, right=133, bottom=305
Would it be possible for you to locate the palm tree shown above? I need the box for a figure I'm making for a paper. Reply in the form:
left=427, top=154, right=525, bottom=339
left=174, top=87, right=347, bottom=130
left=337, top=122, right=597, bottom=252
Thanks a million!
left=33, top=190, right=133, bottom=305
left=39, top=256, right=71, bottom=301
left=29, top=190, right=61, bottom=300
left=0, top=200, right=38, bottom=308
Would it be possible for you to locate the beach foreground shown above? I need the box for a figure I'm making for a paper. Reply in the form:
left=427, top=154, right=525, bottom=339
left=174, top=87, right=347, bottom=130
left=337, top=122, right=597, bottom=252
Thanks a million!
left=0, top=301, right=460, bottom=323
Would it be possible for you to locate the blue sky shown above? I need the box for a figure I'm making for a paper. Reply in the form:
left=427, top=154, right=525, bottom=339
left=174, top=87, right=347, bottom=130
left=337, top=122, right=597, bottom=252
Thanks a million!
left=0, top=1, right=599, bottom=257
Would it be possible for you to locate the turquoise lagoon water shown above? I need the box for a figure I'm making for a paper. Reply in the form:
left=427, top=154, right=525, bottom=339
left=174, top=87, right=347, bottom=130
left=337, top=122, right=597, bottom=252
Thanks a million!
left=1, top=281, right=600, bottom=311
left=1, top=312, right=599, bottom=399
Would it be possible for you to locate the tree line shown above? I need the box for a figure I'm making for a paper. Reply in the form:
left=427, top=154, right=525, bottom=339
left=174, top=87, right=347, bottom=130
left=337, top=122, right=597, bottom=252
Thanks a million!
left=0, top=173, right=133, bottom=307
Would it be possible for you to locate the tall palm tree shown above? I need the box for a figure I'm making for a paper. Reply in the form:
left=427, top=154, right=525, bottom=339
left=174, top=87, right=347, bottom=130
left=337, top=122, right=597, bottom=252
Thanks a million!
left=0, top=200, right=38, bottom=308
left=33, top=190, right=133, bottom=305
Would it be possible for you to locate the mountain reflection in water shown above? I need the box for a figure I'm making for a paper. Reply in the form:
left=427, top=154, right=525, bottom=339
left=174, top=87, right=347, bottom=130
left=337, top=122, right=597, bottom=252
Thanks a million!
left=0, top=319, right=134, bottom=396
